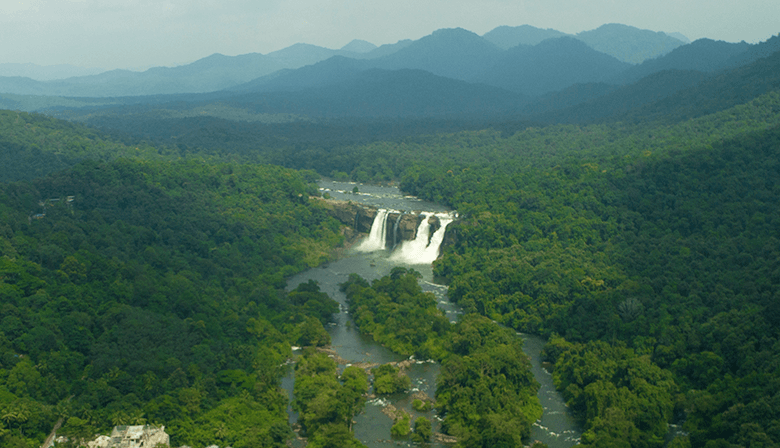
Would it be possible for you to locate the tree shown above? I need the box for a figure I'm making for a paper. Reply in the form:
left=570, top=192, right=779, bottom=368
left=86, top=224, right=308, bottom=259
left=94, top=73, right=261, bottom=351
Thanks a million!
left=391, top=412, right=411, bottom=436
left=413, top=416, right=432, bottom=443
left=297, top=316, right=331, bottom=347
left=60, top=417, right=96, bottom=445
left=372, top=364, right=411, bottom=395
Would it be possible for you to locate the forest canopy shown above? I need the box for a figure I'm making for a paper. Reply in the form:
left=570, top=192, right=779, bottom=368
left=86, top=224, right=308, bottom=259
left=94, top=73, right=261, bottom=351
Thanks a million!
left=0, top=159, right=344, bottom=447
left=0, top=49, right=779, bottom=447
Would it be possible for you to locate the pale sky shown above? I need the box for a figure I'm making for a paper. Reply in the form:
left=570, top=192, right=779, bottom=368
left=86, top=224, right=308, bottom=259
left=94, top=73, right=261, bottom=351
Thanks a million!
left=0, top=0, right=777, bottom=70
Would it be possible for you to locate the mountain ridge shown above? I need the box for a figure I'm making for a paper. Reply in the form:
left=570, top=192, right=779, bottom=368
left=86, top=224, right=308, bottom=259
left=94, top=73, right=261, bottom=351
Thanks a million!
left=575, top=23, right=687, bottom=64
left=0, top=23, right=695, bottom=97
left=614, top=38, right=751, bottom=84
left=482, top=25, right=569, bottom=49
left=476, top=36, right=631, bottom=96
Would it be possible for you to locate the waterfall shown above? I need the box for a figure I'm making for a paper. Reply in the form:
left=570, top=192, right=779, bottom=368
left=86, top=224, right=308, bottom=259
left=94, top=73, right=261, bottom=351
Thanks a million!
left=355, top=209, right=389, bottom=252
left=389, top=212, right=454, bottom=265
left=392, top=212, right=404, bottom=249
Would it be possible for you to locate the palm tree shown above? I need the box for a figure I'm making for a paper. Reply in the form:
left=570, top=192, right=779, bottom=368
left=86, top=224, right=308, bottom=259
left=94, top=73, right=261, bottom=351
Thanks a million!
left=1, top=409, right=17, bottom=427
left=215, top=422, right=228, bottom=440
left=15, top=403, right=31, bottom=435
left=618, top=297, right=643, bottom=321
left=81, top=408, right=97, bottom=426
left=55, top=400, right=72, bottom=420
left=2, top=400, right=31, bottom=436
left=130, top=410, right=147, bottom=426
left=142, top=372, right=158, bottom=393
left=111, top=411, right=130, bottom=427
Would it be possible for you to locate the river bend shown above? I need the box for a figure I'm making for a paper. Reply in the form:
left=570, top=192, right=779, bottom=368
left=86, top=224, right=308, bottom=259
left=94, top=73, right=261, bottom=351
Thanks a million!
left=284, top=182, right=580, bottom=447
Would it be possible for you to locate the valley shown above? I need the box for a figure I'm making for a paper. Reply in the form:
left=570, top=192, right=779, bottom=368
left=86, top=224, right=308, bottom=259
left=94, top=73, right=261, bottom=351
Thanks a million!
left=0, top=20, right=779, bottom=448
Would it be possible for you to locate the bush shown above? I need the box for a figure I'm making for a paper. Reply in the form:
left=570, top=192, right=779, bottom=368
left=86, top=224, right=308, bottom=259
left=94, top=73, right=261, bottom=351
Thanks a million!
left=391, top=412, right=411, bottom=436
left=413, top=416, right=432, bottom=443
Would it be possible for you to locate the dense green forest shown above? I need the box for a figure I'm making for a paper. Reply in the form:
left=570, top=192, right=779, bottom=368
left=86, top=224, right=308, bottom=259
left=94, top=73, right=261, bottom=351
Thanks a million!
left=1, top=44, right=779, bottom=448
left=341, top=269, right=450, bottom=359
left=0, top=110, right=169, bottom=183
left=362, top=98, right=779, bottom=447
left=341, top=268, right=542, bottom=447
left=0, top=159, right=345, bottom=447
left=47, top=90, right=780, bottom=187
left=292, top=350, right=368, bottom=448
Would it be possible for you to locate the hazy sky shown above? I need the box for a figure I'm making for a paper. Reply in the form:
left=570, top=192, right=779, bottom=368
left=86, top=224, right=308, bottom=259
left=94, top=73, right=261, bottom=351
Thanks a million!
left=1, top=0, right=777, bottom=70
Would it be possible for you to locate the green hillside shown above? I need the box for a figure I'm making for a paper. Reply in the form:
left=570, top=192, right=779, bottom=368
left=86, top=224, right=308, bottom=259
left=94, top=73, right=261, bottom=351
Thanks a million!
left=0, top=159, right=344, bottom=447
left=0, top=41, right=779, bottom=448
left=0, top=110, right=166, bottom=183
left=348, top=95, right=780, bottom=447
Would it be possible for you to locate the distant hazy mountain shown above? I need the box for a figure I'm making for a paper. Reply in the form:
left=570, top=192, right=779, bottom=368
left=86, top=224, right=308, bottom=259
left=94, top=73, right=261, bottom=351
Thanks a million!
left=264, top=43, right=357, bottom=67
left=0, top=76, right=54, bottom=96
left=482, top=25, right=570, bottom=49
left=476, top=37, right=631, bottom=96
left=0, top=52, right=314, bottom=96
left=0, top=63, right=106, bottom=81
left=575, top=23, right=687, bottom=64
left=529, top=69, right=710, bottom=123
left=356, top=40, right=414, bottom=59
left=368, top=28, right=502, bottom=81
left=228, top=56, right=369, bottom=93
left=231, top=68, right=528, bottom=119
left=723, top=34, right=780, bottom=68
left=483, top=23, right=689, bottom=64
left=227, top=39, right=780, bottom=122
left=665, top=32, right=691, bottom=44
left=518, top=83, right=619, bottom=117
left=0, top=23, right=760, bottom=103
left=620, top=46, right=780, bottom=122
left=0, top=39, right=412, bottom=97
left=1, top=52, right=291, bottom=97
left=0, top=53, right=282, bottom=96
left=616, top=39, right=751, bottom=84
left=340, top=40, right=378, bottom=53
left=518, top=38, right=780, bottom=125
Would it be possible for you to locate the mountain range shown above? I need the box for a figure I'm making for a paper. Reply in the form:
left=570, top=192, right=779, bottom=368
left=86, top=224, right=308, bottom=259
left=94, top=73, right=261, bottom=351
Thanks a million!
left=2, top=18, right=780, bottom=448
left=0, top=63, right=106, bottom=81
left=1, top=23, right=778, bottom=128
left=1, top=23, right=688, bottom=98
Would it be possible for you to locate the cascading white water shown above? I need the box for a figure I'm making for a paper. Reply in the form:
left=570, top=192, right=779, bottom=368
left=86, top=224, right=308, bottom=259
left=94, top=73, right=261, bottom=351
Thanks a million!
left=354, top=209, right=389, bottom=252
left=392, top=212, right=404, bottom=249
left=389, top=212, right=454, bottom=265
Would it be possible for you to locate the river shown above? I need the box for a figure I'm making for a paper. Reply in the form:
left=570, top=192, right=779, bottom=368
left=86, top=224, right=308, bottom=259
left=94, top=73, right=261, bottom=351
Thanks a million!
left=284, top=181, right=580, bottom=447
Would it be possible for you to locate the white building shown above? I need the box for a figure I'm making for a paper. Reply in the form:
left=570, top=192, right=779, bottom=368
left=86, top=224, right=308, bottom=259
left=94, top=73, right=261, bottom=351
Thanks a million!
left=87, top=425, right=169, bottom=448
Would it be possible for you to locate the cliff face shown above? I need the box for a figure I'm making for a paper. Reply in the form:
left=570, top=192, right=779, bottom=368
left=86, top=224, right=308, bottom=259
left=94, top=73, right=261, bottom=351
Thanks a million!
left=315, top=197, right=421, bottom=242
left=317, top=198, right=374, bottom=233
left=387, top=212, right=421, bottom=242
left=314, top=197, right=457, bottom=250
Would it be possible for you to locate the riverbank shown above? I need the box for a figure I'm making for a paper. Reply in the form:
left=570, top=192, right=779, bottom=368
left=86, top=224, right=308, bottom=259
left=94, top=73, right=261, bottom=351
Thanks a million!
left=282, top=181, right=580, bottom=447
